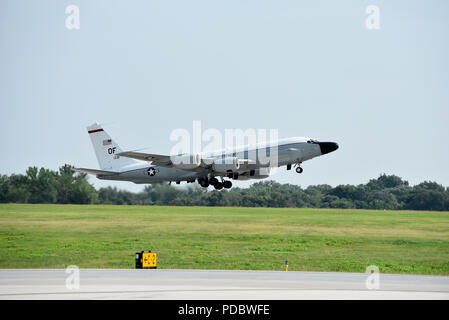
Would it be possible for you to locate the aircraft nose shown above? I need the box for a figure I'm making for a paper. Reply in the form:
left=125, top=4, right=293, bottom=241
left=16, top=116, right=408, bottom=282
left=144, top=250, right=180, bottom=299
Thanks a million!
left=318, top=142, right=339, bottom=155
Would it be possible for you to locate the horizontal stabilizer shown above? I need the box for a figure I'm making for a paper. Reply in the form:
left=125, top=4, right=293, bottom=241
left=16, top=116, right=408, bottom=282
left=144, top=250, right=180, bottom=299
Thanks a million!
left=73, top=168, right=119, bottom=176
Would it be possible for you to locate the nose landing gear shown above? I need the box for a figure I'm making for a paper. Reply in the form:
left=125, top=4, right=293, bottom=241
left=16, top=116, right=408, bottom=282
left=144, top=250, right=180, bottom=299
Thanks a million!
left=293, top=163, right=303, bottom=174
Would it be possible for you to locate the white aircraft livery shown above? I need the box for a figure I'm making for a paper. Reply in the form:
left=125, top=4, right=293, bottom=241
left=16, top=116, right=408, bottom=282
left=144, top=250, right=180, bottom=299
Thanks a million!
left=75, top=123, right=339, bottom=190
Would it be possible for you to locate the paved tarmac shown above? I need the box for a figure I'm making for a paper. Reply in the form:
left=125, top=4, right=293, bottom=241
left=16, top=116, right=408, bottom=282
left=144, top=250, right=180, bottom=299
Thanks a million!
left=0, top=269, right=448, bottom=299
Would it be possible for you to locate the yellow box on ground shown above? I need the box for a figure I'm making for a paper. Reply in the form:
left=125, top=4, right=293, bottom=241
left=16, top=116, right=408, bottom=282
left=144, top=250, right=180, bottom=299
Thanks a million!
left=142, top=252, right=157, bottom=268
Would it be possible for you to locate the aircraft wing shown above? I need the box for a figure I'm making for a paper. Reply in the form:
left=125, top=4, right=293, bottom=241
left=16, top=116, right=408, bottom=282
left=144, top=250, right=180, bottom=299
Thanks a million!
left=73, top=168, right=119, bottom=176
left=118, top=151, right=257, bottom=169
left=117, top=151, right=173, bottom=166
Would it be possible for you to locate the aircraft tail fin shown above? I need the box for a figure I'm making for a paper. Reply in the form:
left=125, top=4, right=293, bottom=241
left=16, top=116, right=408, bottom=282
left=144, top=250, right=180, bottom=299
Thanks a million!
left=86, top=123, right=138, bottom=170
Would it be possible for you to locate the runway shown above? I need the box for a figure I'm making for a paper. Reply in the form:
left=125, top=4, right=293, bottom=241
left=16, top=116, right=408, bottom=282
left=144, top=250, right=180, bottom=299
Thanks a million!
left=0, top=269, right=448, bottom=299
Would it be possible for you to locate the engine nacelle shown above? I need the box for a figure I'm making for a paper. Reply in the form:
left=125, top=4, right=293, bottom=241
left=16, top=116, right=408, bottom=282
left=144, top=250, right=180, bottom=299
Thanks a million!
left=170, top=153, right=201, bottom=170
left=212, top=157, right=240, bottom=173
left=238, top=168, right=270, bottom=180
left=252, top=168, right=270, bottom=179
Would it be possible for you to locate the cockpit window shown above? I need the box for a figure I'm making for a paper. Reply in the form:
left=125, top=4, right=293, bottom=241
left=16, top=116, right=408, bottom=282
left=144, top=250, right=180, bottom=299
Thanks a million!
left=307, top=139, right=319, bottom=144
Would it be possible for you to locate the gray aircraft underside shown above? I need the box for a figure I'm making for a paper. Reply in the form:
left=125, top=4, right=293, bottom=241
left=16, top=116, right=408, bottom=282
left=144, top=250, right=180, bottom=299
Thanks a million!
left=99, top=142, right=324, bottom=183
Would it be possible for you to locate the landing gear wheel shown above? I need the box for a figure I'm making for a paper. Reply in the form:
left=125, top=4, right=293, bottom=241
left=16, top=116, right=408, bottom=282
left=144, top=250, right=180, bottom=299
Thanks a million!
left=199, top=178, right=209, bottom=188
left=209, top=177, right=219, bottom=185
left=223, top=181, right=232, bottom=189
left=296, top=167, right=303, bottom=174
left=214, top=182, right=223, bottom=190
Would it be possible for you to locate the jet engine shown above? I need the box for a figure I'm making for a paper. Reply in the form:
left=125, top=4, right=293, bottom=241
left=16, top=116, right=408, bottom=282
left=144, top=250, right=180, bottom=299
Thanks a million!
left=252, top=168, right=270, bottom=179
left=238, top=168, right=271, bottom=180
left=212, top=157, right=240, bottom=173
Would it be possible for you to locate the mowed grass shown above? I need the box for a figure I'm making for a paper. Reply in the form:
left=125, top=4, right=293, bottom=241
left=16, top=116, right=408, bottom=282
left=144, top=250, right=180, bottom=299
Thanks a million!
left=0, top=204, right=448, bottom=275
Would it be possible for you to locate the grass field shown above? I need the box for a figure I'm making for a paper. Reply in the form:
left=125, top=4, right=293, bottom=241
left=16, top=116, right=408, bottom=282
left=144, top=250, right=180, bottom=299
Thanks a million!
left=0, top=204, right=448, bottom=275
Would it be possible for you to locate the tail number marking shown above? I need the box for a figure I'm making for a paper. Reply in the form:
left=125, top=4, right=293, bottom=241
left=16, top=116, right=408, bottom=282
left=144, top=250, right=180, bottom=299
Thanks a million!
left=108, top=147, right=117, bottom=154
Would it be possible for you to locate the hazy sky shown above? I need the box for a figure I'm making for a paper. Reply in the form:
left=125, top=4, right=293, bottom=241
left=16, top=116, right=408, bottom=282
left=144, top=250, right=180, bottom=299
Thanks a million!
left=1, top=0, right=448, bottom=192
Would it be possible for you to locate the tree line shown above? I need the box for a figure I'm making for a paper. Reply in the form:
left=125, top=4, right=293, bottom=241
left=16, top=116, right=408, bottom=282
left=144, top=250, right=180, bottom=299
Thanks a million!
left=1, top=165, right=448, bottom=211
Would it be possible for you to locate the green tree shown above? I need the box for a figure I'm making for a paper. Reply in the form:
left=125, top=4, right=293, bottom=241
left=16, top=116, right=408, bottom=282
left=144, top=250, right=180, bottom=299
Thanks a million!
left=0, top=175, right=10, bottom=203
left=56, top=164, right=98, bottom=204
left=367, top=174, right=409, bottom=190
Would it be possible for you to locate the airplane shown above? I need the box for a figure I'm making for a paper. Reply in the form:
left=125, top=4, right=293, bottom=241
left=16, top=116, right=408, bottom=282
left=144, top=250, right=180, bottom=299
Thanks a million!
left=74, top=123, right=339, bottom=190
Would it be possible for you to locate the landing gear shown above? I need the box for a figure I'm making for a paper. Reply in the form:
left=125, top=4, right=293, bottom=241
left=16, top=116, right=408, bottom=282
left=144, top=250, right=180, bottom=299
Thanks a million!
left=208, top=176, right=233, bottom=190
left=213, top=182, right=223, bottom=190
left=209, top=177, right=219, bottom=185
left=198, top=177, right=209, bottom=188
left=223, top=180, right=232, bottom=189
left=296, top=166, right=303, bottom=174
left=287, top=164, right=292, bottom=170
